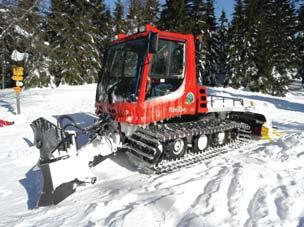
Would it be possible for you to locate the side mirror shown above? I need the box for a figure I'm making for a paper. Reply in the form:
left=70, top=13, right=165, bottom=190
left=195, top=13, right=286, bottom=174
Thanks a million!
left=149, top=32, right=159, bottom=54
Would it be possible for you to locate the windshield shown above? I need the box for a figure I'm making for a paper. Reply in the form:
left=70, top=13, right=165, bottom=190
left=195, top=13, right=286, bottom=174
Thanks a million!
left=97, top=39, right=147, bottom=103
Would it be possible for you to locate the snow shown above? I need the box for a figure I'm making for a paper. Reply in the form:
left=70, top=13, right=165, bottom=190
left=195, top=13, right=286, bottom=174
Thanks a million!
left=14, top=25, right=31, bottom=38
left=1, top=82, right=304, bottom=226
left=0, top=8, right=9, bottom=13
left=11, top=49, right=28, bottom=62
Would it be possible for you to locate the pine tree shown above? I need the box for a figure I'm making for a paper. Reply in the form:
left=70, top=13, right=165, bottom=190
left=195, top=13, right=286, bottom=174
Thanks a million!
left=18, top=0, right=52, bottom=88
left=91, top=2, right=113, bottom=75
left=227, top=0, right=297, bottom=96
left=18, top=0, right=38, bottom=11
left=296, top=5, right=304, bottom=87
left=201, top=0, right=219, bottom=86
left=227, top=0, right=246, bottom=88
left=185, top=0, right=219, bottom=85
left=143, top=0, right=160, bottom=25
left=186, top=0, right=204, bottom=34
left=186, top=0, right=205, bottom=85
left=113, top=0, right=125, bottom=34
left=45, top=0, right=110, bottom=86
left=251, top=0, right=273, bottom=93
left=270, top=0, right=297, bottom=95
left=239, top=0, right=260, bottom=91
left=160, top=0, right=189, bottom=33
left=0, top=4, right=16, bottom=88
left=217, top=10, right=229, bottom=85
left=126, top=0, right=144, bottom=32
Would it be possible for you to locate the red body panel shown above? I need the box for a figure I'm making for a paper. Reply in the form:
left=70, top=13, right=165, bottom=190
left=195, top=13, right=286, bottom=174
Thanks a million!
left=95, top=25, right=208, bottom=125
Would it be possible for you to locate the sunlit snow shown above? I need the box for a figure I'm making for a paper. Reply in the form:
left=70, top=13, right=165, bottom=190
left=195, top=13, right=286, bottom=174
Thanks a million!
left=0, top=82, right=304, bottom=227
left=11, top=49, right=28, bottom=62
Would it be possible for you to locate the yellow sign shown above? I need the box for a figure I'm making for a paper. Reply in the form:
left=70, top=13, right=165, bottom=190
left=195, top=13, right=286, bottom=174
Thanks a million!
left=13, top=86, right=22, bottom=93
left=13, top=66, right=24, bottom=76
left=12, top=76, right=24, bottom=81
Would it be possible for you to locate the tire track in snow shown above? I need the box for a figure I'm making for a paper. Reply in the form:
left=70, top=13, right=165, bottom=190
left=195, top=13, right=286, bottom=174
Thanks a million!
left=244, top=167, right=304, bottom=227
left=64, top=172, right=169, bottom=226
left=200, top=166, right=230, bottom=210
left=104, top=202, right=138, bottom=227
left=176, top=166, right=230, bottom=227
left=225, top=161, right=265, bottom=227
left=274, top=185, right=290, bottom=221
left=271, top=172, right=304, bottom=226
left=85, top=190, right=168, bottom=227
left=244, top=188, right=270, bottom=227
left=227, top=162, right=244, bottom=227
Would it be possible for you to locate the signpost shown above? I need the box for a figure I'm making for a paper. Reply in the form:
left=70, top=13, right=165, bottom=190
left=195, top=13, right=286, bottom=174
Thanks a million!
left=12, top=66, right=24, bottom=114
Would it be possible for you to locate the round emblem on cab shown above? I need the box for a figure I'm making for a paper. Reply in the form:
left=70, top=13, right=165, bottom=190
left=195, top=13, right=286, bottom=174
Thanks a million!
left=186, top=92, right=195, bottom=105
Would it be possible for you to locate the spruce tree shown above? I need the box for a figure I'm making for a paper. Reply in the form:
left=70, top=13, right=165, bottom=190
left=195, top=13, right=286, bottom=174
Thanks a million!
left=251, top=0, right=273, bottom=93
left=227, top=0, right=297, bottom=96
left=143, top=0, right=160, bottom=25
left=242, top=0, right=267, bottom=91
left=0, top=4, right=15, bottom=88
left=15, top=0, right=50, bottom=87
left=160, top=0, right=189, bottom=33
left=113, top=0, right=125, bottom=34
left=270, top=0, right=297, bottom=95
left=98, top=7, right=113, bottom=52
left=227, top=0, right=246, bottom=88
left=186, top=0, right=205, bottom=35
left=18, top=0, right=37, bottom=10
left=217, top=10, right=229, bottom=85
left=296, top=5, right=304, bottom=87
left=45, top=0, right=110, bottom=86
left=202, top=0, right=219, bottom=86
left=186, top=0, right=205, bottom=85
left=126, top=0, right=144, bottom=32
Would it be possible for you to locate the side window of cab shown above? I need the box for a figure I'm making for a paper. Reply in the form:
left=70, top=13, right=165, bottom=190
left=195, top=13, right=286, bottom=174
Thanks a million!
left=147, top=39, right=185, bottom=98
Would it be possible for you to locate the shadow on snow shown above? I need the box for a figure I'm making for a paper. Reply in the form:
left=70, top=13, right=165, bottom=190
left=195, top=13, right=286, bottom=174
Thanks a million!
left=20, top=112, right=143, bottom=209
left=19, top=166, right=43, bottom=209
left=0, top=99, right=15, bottom=114
left=297, top=216, right=304, bottom=227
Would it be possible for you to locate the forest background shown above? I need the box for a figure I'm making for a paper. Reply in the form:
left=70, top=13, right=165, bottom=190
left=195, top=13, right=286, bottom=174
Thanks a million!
left=0, top=0, right=303, bottom=96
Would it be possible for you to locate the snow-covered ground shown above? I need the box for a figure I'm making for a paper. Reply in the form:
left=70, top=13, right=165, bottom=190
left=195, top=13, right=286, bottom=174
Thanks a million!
left=0, top=82, right=304, bottom=227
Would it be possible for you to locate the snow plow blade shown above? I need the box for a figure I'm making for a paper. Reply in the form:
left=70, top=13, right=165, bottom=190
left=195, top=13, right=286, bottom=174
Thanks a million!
left=31, top=117, right=97, bottom=206
left=37, top=164, right=78, bottom=206
left=31, top=117, right=74, bottom=163
left=261, top=125, right=285, bottom=140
